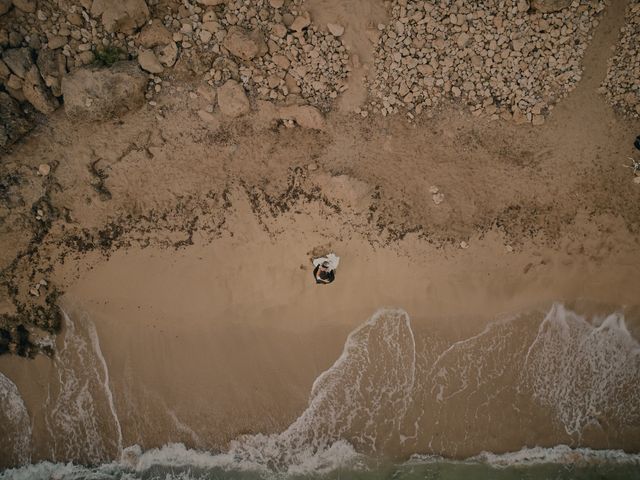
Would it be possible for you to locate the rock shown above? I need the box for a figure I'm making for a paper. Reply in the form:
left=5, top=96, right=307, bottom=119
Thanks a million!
left=217, top=79, right=250, bottom=117
left=91, top=0, right=150, bottom=34
left=271, top=23, right=287, bottom=38
left=6, top=73, right=22, bottom=91
left=156, top=42, right=178, bottom=67
left=137, top=20, right=173, bottom=48
left=61, top=61, right=147, bottom=122
left=37, top=49, right=64, bottom=96
left=0, top=59, right=9, bottom=80
left=197, top=110, right=219, bottom=124
left=634, top=176, right=640, bottom=185
left=11, top=0, right=35, bottom=13
left=269, top=0, right=284, bottom=7
left=0, top=0, right=11, bottom=15
left=223, top=26, right=266, bottom=61
left=67, top=12, right=83, bottom=26
left=432, top=192, right=444, bottom=205
left=199, top=30, right=212, bottom=43
left=0, top=92, right=33, bottom=148
left=77, top=51, right=95, bottom=66
left=428, top=185, right=439, bottom=194
left=137, top=49, right=163, bottom=73
left=460, top=241, right=469, bottom=249
left=2, top=48, right=33, bottom=79
left=327, top=23, right=344, bottom=37
left=272, top=54, right=290, bottom=70
left=47, top=35, right=67, bottom=50
left=530, top=0, right=572, bottom=13
left=38, top=163, right=50, bottom=175
left=277, top=104, right=325, bottom=130
left=22, top=66, right=60, bottom=114
left=196, top=0, right=226, bottom=5
left=291, top=15, right=311, bottom=32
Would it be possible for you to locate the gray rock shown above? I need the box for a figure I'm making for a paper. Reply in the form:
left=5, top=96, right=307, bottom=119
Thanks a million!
left=2, top=48, right=34, bottom=79
left=61, top=61, right=147, bottom=122
left=0, top=92, right=32, bottom=148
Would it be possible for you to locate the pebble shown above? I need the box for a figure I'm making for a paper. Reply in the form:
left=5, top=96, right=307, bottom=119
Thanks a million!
left=38, top=163, right=51, bottom=176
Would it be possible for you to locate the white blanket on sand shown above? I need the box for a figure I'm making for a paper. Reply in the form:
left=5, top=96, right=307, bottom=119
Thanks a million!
left=312, top=253, right=340, bottom=270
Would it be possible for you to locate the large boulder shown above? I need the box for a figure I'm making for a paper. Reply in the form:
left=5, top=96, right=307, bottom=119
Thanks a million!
left=530, top=0, right=572, bottom=12
left=36, top=49, right=66, bottom=97
left=11, top=0, right=35, bottom=13
left=222, top=26, right=266, bottom=61
left=61, top=61, right=147, bottom=122
left=217, top=79, right=250, bottom=117
left=0, top=92, right=32, bottom=148
left=2, top=47, right=33, bottom=79
left=22, top=66, right=59, bottom=114
left=137, top=49, right=163, bottom=73
left=136, top=20, right=173, bottom=48
left=91, top=0, right=149, bottom=34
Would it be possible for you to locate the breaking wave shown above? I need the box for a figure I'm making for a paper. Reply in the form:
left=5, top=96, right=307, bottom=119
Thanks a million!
left=1, top=304, right=639, bottom=479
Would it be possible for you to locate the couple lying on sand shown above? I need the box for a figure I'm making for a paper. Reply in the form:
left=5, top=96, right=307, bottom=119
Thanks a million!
left=312, top=253, right=339, bottom=285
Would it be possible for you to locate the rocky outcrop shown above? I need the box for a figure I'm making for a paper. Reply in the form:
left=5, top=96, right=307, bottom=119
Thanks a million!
left=61, top=62, right=148, bottom=122
left=21, top=65, right=59, bottom=114
left=217, top=79, right=250, bottom=117
left=91, top=0, right=150, bottom=34
left=0, top=92, right=32, bottom=148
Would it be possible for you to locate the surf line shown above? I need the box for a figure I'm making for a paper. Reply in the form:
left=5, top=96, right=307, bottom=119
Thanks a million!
left=63, top=309, right=124, bottom=456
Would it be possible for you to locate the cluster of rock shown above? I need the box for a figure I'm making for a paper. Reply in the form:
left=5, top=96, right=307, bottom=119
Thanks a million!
left=601, top=1, right=640, bottom=119
left=0, top=0, right=350, bottom=147
left=158, top=0, right=349, bottom=111
left=366, top=0, right=605, bottom=124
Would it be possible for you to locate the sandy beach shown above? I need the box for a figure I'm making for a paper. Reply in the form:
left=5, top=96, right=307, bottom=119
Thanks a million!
left=1, top=0, right=640, bottom=476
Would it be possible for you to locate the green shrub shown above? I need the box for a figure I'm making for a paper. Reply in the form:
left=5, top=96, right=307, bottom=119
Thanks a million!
left=94, top=46, right=125, bottom=67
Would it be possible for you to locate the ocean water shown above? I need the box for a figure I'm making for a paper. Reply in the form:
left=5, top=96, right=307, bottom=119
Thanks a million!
left=1, top=305, right=640, bottom=479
